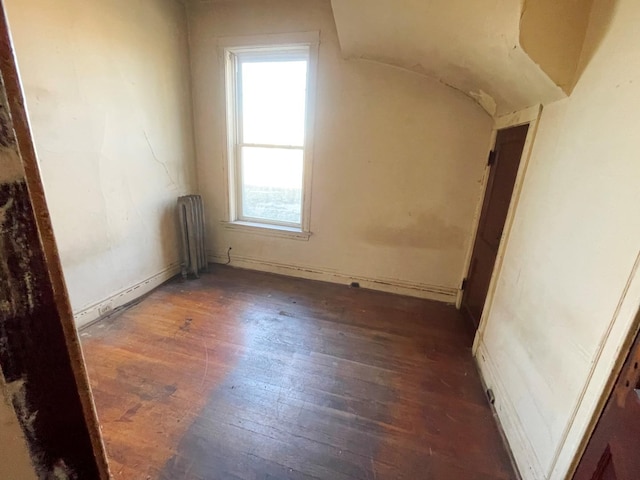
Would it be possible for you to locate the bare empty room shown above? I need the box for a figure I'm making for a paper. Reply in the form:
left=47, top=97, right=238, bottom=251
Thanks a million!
left=1, top=0, right=639, bottom=479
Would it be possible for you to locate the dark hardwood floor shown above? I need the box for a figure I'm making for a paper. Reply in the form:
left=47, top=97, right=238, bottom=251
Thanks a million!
left=80, top=265, right=515, bottom=480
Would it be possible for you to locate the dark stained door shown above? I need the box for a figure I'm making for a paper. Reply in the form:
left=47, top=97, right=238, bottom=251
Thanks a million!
left=462, top=124, right=529, bottom=329
left=573, top=325, right=640, bottom=480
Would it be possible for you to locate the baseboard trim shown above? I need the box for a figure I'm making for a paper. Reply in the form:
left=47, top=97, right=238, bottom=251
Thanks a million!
left=74, top=263, right=181, bottom=329
left=475, top=341, right=544, bottom=480
left=208, top=253, right=457, bottom=303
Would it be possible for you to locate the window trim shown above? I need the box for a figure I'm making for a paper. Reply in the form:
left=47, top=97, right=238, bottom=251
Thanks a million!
left=221, top=32, right=319, bottom=235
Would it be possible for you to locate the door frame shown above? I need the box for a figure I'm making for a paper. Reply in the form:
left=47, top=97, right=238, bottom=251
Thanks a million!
left=462, top=102, right=640, bottom=479
left=0, top=3, right=110, bottom=477
left=571, top=308, right=640, bottom=479
left=456, top=105, right=542, bottom=340
left=554, top=258, right=640, bottom=479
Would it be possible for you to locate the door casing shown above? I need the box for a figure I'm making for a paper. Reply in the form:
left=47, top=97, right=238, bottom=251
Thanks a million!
left=456, top=105, right=542, bottom=345
left=466, top=104, right=640, bottom=479
left=461, top=123, right=529, bottom=329
left=572, top=310, right=640, bottom=479
left=0, top=4, right=110, bottom=477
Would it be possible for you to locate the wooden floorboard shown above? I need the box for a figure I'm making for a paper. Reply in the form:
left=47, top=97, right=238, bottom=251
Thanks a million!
left=80, top=265, right=515, bottom=480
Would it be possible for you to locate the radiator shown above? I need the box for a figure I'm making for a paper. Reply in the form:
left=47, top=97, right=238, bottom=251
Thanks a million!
left=178, top=195, right=207, bottom=278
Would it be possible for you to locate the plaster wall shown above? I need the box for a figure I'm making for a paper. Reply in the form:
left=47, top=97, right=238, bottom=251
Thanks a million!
left=4, top=0, right=197, bottom=322
left=330, top=0, right=567, bottom=116
left=520, top=0, right=594, bottom=93
left=477, top=0, right=640, bottom=477
left=0, top=375, right=36, bottom=480
left=188, top=0, right=493, bottom=301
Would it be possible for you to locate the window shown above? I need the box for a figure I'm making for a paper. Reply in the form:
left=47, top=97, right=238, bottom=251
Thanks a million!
left=224, top=39, right=316, bottom=235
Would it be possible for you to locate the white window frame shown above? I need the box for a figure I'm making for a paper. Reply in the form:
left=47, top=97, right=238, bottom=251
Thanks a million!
left=221, top=32, right=319, bottom=238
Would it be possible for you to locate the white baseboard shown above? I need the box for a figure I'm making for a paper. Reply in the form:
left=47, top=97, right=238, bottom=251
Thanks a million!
left=208, top=253, right=458, bottom=303
left=476, top=341, right=544, bottom=480
left=74, top=263, right=181, bottom=329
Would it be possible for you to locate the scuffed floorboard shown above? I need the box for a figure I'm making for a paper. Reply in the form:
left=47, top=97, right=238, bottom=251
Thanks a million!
left=82, top=265, right=515, bottom=480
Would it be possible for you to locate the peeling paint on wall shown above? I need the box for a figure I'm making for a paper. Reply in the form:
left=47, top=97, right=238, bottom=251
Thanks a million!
left=4, top=0, right=198, bottom=317
left=469, top=90, right=497, bottom=117
left=0, top=99, right=24, bottom=184
left=0, top=180, right=38, bottom=320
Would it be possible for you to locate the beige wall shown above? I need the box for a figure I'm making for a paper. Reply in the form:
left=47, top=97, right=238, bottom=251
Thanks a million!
left=188, top=0, right=493, bottom=300
left=520, top=0, right=594, bottom=94
left=330, top=0, right=566, bottom=116
left=477, top=0, right=640, bottom=478
left=5, top=0, right=197, bottom=325
left=0, top=375, right=36, bottom=480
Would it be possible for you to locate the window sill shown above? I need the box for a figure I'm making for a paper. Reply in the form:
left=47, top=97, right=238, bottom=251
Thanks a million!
left=221, top=221, right=312, bottom=241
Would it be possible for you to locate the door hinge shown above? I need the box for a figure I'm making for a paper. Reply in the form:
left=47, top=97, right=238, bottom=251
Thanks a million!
left=486, top=388, right=496, bottom=405
left=460, top=278, right=468, bottom=291
left=487, top=150, right=496, bottom=166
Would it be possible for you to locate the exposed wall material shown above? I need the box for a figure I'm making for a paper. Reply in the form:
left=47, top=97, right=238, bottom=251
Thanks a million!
left=0, top=79, right=37, bottom=477
left=0, top=123, right=99, bottom=480
left=4, top=0, right=198, bottom=320
left=0, top=368, right=36, bottom=480
left=188, top=0, right=493, bottom=300
left=0, top=7, right=109, bottom=475
left=476, top=0, right=640, bottom=478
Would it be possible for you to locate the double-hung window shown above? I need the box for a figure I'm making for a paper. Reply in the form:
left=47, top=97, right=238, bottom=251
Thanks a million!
left=224, top=38, right=316, bottom=234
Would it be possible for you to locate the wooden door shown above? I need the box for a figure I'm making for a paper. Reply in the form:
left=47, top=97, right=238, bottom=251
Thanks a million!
left=573, top=326, right=640, bottom=480
left=461, top=124, right=529, bottom=329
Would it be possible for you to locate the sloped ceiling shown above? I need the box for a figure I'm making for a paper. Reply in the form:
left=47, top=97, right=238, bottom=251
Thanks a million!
left=330, top=0, right=576, bottom=116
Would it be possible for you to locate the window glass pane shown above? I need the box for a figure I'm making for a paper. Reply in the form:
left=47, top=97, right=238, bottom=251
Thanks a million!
left=240, top=147, right=303, bottom=224
left=241, top=60, right=307, bottom=146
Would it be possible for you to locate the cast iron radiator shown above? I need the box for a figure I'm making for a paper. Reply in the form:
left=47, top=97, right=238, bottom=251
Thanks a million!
left=178, top=195, right=207, bottom=277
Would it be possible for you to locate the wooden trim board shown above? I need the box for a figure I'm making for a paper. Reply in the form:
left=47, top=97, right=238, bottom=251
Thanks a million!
left=208, top=253, right=458, bottom=303
left=468, top=105, right=543, bottom=343
left=457, top=105, right=543, bottom=310
left=74, top=263, right=181, bottom=329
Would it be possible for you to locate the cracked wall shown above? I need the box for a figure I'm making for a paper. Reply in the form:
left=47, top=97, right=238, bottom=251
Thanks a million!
left=188, top=0, right=493, bottom=298
left=0, top=56, right=105, bottom=477
left=4, top=0, right=198, bottom=322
